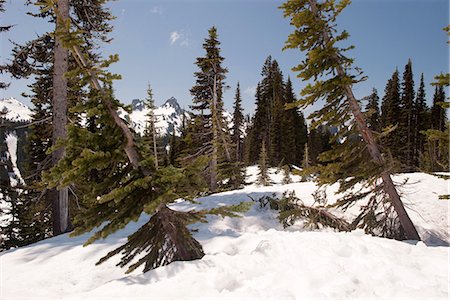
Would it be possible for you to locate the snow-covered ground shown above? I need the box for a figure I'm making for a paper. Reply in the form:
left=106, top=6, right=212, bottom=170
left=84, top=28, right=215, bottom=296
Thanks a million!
left=1, top=168, right=448, bottom=299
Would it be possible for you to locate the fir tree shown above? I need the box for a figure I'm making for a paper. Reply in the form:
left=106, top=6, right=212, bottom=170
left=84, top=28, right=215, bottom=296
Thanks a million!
left=431, top=85, right=446, bottom=131
left=227, top=83, right=246, bottom=189
left=232, top=82, right=244, bottom=162
left=281, top=0, right=420, bottom=240
left=184, top=27, right=232, bottom=193
left=142, top=83, right=161, bottom=170
left=380, top=69, right=401, bottom=160
left=414, top=74, right=428, bottom=168
left=398, top=59, right=415, bottom=171
left=365, top=88, right=381, bottom=132
left=257, top=140, right=270, bottom=186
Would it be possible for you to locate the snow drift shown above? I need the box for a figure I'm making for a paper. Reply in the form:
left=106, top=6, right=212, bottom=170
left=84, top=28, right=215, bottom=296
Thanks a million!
left=0, top=168, right=448, bottom=299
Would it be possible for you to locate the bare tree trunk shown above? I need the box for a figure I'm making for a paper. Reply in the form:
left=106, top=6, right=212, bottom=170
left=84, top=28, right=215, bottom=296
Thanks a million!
left=308, top=0, right=420, bottom=241
left=52, top=0, right=70, bottom=235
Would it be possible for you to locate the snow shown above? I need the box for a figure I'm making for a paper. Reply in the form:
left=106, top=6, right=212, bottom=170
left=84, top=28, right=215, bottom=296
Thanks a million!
left=5, top=133, right=25, bottom=186
left=0, top=168, right=448, bottom=299
left=128, top=98, right=188, bottom=136
left=0, top=98, right=32, bottom=122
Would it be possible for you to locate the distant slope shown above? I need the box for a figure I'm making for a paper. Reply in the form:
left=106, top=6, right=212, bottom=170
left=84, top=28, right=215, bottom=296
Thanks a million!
left=128, top=97, right=190, bottom=136
left=0, top=97, right=32, bottom=122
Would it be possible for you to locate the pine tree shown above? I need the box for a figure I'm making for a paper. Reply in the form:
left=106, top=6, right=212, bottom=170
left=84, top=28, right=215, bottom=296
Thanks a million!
left=142, top=83, right=161, bottom=169
left=232, top=82, right=244, bottom=162
left=229, top=82, right=246, bottom=189
left=283, top=77, right=308, bottom=166
left=184, top=27, right=232, bottom=193
left=398, top=59, right=415, bottom=171
left=380, top=69, right=401, bottom=160
left=6, top=0, right=115, bottom=240
left=414, top=74, right=429, bottom=168
left=257, top=140, right=270, bottom=186
left=431, top=86, right=446, bottom=131
left=0, top=0, right=13, bottom=89
left=281, top=0, right=420, bottom=240
left=365, top=88, right=381, bottom=132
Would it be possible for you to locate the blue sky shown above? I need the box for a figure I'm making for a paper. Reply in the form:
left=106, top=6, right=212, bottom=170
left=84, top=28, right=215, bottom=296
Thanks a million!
left=0, top=0, right=448, bottom=116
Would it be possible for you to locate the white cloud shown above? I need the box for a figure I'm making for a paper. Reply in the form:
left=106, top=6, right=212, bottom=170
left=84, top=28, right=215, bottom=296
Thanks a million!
left=150, top=5, right=163, bottom=15
left=244, top=85, right=257, bottom=97
left=170, top=31, right=181, bottom=45
left=169, top=31, right=190, bottom=47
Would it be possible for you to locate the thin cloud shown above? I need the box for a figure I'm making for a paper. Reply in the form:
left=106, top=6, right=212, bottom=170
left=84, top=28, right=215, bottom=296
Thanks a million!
left=244, top=86, right=257, bottom=97
left=170, top=31, right=181, bottom=45
left=169, top=31, right=190, bottom=47
left=150, top=5, right=163, bottom=15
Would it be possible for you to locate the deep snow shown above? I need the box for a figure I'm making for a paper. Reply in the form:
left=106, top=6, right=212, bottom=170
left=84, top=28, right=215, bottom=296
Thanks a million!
left=0, top=168, right=448, bottom=299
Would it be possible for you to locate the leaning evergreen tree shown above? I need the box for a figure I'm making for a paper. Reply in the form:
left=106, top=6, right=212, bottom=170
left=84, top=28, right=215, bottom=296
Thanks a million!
left=281, top=0, right=420, bottom=240
left=41, top=0, right=248, bottom=274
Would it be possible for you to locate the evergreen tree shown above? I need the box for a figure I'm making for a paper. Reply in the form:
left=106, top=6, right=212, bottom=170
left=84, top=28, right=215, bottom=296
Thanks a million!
left=257, top=140, right=270, bottom=186
left=142, top=83, right=161, bottom=169
left=431, top=86, right=446, bottom=131
left=365, top=88, right=381, bottom=132
left=228, top=83, right=246, bottom=189
left=184, top=27, right=232, bottom=193
left=421, top=26, right=449, bottom=175
left=380, top=69, right=401, bottom=160
left=414, top=74, right=429, bottom=168
left=281, top=0, right=420, bottom=240
left=398, top=59, right=415, bottom=171
left=232, top=82, right=244, bottom=162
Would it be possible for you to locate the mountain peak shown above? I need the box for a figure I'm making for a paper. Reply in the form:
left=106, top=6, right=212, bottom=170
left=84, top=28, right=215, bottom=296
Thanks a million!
left=0, top=97, right=32, bottom=122
left=162, top=97, right=182, bottom=114
left=131, top=98, right=145, bottom=111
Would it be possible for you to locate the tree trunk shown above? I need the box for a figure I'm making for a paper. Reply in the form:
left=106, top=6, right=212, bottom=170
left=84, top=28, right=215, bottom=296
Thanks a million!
left=308, top=0, right=420, bottom=241
left=52, top=0, right=70, bottom=235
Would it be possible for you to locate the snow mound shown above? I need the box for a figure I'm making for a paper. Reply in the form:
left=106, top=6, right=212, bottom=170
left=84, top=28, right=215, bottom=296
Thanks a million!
left=0, top=97, right=32, bottom=122
left=0, top=169, right=448, bottom=299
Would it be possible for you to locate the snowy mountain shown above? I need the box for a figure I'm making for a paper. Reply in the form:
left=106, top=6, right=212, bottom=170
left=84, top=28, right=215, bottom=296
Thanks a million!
left=0, top=168, right=448, bottom=299
left=0, top=97, right=32, bottom=122
left=126, top=97, right=190, bottom=136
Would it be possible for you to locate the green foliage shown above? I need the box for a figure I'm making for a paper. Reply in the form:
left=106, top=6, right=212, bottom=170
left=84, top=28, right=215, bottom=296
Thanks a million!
left=257, top=140, right=270, bottom=186
left=280, top=0, right=408, bottom=239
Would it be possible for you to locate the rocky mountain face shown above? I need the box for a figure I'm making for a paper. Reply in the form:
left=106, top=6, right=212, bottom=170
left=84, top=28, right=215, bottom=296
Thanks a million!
left=127, top=97, right=190, bottom=136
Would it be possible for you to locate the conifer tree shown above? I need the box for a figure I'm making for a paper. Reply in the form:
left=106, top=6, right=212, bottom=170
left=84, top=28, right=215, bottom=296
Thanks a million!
left=365, top=88, right=381, bottom=132
left=229, top=82, right=246, bottom=189
left=232, top=82, right=244, bottom=162
left=281, top=0, right=420, bottom=240
left=257, top=140, right=270, bottom=186
left=398, top=59, right=415, bottom=171
left=414, top=74, right=428, bottom=167
left=184, top=27, right=232, bottom=192
left=142, top=83, right=161, bottom=169
left=421, top=26, right=449, bottom=174
left=380, top=69, right=401, bottom=160
left=431, top=86, right=446, bottom=131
